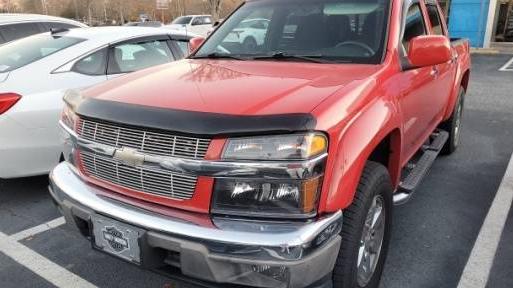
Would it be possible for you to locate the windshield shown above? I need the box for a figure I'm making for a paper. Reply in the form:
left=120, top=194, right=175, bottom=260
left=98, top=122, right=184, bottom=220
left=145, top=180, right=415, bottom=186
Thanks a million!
left=0, top=34, right=84, bottom=72
left=194, top=0, right=390, bottom=64
left=172, top=16, right=193, bottom=25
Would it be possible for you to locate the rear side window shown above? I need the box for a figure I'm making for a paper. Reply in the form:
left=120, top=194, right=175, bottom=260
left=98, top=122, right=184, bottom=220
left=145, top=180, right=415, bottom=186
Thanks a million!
left=402, top=4, right=427, bottom=52
left=41, top=22, right=81, bottom=31
left=72, top=49, right=107, bottom=76
left=172, top=16, right=192, bottom=25
left=108, top=40, right=174, bottom=74
left=0, top=35, right=84, bottom=73
left=0, top=23, right=42, bottom=43
left=192, top=16, right=213, bottom=26
left=426, top=4, right=444, bottom=35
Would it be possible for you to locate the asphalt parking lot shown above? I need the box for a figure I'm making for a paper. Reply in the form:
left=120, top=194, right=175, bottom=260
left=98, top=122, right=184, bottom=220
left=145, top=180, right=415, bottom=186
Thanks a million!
left=1, top=54, right=513, bottom=288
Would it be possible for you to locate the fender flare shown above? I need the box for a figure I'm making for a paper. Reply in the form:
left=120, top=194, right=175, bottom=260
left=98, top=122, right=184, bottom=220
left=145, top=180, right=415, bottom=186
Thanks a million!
left=319, top=97, right=402, bottom=212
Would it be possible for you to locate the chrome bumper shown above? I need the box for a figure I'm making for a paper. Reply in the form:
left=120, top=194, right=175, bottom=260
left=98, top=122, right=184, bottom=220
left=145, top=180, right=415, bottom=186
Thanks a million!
left=49, top=163, right=342, bottom=288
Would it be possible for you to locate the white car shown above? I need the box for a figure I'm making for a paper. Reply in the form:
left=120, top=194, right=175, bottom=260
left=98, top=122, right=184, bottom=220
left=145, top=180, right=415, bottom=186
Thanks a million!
left=223, top=18, right=270, bottom=50
left=0, top=13, right=87, bottom=45
left=0, top=27, right=193, bottom=178
left=165, top=15, right=213, bottom=37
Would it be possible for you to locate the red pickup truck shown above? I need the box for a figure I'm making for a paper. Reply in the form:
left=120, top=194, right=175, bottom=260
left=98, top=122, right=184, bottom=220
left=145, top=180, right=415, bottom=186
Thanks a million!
left=50, top=0, right=470, bottom=287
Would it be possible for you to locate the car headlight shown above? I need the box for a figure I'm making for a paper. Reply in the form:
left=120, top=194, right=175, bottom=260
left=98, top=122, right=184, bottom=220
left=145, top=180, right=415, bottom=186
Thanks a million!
left=61, top=90, right=82, bottom=130
left=222, top=133, right=328, bottom=160
left=61, top=104, right=78, bottom=130
left=212, top=177, right=323, bottom=219
left=214, top=133, right=328, bottom=219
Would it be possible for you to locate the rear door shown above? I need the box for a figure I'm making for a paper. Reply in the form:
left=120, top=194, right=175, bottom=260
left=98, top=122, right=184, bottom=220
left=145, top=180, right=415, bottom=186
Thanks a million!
left=106, top=36, right=177, bottom=79
left=424, top=0, right=457, bottom=115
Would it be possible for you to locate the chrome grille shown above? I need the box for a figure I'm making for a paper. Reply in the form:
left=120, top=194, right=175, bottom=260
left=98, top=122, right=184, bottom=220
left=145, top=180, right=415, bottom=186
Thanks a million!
left=76, top=118, right=211, bottom=159
left=80, top=151, right=197, bottom=200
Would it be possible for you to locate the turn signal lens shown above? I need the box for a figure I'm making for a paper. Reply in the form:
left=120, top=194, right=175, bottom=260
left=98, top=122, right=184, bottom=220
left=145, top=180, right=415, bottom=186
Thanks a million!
left=307, top=134, right=328, bottom=159
left=0, top=93, right=21, bottom=115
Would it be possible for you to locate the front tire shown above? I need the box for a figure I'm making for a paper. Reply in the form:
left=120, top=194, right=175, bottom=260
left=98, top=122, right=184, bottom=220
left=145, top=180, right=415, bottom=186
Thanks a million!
left=332, top=161, right=393, bottom=288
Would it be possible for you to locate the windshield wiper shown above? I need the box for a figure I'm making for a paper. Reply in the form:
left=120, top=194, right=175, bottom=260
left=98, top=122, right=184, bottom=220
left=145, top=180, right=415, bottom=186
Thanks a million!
left=191, top=52, right=247, bottom=61
left=251, top=52, right=335, bottom=63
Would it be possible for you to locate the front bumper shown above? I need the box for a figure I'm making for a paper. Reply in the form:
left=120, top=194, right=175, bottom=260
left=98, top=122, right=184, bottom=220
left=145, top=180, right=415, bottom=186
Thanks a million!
left=49, top=163, right=343, bottom=288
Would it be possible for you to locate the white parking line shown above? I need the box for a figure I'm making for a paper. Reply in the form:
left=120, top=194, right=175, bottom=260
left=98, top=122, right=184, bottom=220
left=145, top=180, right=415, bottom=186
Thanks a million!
left=10, top=217, right=66, bottom=241
left=499, top=56, right=513, bottom=71
left=457, top=153, right=513, bottom=288
left=0, top=231, right=97, bottom=288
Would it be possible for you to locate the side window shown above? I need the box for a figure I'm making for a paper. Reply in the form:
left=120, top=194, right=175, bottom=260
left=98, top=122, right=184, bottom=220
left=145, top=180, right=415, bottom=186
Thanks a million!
left=426, top=4, right=444, bottom=36
left=0, top=23, right=42, bottom=43
left=72, top=49, right=107, bottom=76
left=172, top=40, right=190, bottom=57
left=191, top=17, right=202, bottom=26
left=108, top=40, right=174, bottom=74
left=202, top=17, right=213, bottom=25
left=402, top=4, right=427, bottom=52
left=42, top=22, right=80, bottom=32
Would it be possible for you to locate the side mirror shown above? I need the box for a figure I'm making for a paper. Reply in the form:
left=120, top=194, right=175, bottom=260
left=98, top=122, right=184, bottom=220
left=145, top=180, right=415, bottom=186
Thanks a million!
left=407, top=35, right=451, bottom=67
left=189, top=37, right=205, bottom=53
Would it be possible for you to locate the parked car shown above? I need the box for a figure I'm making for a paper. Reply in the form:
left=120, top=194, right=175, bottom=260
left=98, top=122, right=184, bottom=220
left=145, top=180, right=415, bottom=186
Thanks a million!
left=223, top=18, right=270, bottom=50
left=50, top=0, right=470, bottom=288
left=0, top=13, right=86, bottom=44
left=0, top=27, right=194, bottom=179
left=123, top=21, right=162, bottom=28
left=165, top=15, right=213, bottom=37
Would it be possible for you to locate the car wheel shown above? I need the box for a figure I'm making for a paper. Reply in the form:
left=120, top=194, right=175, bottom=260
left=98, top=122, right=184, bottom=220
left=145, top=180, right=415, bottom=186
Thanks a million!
left=332, top=161, right=393, bottom=288
left=242, top=37, right=257, bottom=52
left=441, top=87, right=465, bottom=155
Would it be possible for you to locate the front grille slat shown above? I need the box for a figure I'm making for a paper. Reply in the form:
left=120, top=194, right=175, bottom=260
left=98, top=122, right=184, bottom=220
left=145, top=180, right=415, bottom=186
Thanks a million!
left=80, top=151, right=197, bottom=200
left=77, top=118, right=210, bottom=160
left=76, top=117, right=206, bottom=201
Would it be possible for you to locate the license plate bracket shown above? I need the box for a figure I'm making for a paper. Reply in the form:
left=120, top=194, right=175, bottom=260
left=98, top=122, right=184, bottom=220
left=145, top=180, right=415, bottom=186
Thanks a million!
left=91, top=214, right=144, bottom=264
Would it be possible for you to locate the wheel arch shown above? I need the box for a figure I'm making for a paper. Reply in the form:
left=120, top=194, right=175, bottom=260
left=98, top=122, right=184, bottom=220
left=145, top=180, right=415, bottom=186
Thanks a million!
left=320, top=100, right=402, bottom=212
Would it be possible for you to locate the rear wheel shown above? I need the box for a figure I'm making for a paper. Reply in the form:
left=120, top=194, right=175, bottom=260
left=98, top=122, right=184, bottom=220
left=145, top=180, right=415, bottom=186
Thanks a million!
left=332, top=162, right=393, bottom=288
left=441, top=87, right=465, bottom=155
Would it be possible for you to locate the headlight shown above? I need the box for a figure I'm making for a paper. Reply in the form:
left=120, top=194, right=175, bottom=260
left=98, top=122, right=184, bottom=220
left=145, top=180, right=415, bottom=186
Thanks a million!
left=61, top=104, right=78, bottom=130
left=212, top=177, right=323, bottom=219
left=61, top=90, right=82, bottom=130
left=222, top=133, right=328, bottom=160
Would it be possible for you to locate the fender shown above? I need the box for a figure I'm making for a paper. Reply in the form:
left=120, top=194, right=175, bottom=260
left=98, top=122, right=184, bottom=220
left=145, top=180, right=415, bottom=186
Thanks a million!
left=313, top=78, right=402, bottom=213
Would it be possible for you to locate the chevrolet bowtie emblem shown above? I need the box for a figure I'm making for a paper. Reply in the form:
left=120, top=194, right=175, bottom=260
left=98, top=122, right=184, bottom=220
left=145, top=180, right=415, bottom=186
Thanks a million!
left=113, top=147, right=145, bottom=166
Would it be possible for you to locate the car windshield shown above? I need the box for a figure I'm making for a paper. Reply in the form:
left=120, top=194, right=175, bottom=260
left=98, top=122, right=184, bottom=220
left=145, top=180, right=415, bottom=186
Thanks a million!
left=194, top=0, right=390, bottom=64
left=172, top=16, right=193, bottom=25
left=0, top=34, right=84, bottom=73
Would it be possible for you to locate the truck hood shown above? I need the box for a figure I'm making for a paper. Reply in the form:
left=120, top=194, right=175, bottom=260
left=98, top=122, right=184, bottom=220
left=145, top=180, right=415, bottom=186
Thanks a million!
left=83, top=59, right=380, bottom=116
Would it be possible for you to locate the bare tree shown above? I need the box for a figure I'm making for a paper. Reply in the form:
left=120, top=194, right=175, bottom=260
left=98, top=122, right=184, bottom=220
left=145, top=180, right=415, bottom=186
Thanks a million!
left=207, top=0, right=222, bottom=20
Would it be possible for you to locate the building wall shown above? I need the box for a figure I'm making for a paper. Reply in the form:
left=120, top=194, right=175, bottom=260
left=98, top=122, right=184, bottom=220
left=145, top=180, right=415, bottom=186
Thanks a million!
left=448, top=0, right=491, bottom=47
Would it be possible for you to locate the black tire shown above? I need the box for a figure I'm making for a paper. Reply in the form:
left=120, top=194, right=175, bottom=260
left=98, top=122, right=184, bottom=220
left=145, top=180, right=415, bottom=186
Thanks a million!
left=332, top=161, right=393, bottom=288
left=440, top=87, right=465, bottom=155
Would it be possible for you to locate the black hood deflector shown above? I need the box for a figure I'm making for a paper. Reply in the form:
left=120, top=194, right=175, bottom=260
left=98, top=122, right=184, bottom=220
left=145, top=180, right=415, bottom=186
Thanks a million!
left=76, top=98, right=317, bottom=137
